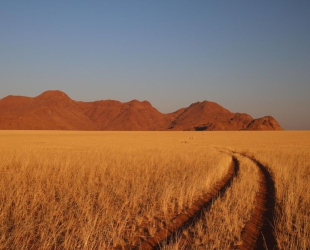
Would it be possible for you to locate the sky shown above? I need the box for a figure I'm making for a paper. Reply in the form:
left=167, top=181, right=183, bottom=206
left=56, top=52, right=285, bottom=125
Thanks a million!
left=1, top=1, right=309, bottom=130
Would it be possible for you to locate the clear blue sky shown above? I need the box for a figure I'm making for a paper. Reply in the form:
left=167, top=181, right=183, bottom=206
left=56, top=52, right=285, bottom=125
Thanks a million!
left=1, top=1, right=309, bottom=130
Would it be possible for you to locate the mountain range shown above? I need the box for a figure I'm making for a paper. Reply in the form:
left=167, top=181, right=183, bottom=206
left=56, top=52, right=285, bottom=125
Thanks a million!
left=0, top=90, right=283, bottom=131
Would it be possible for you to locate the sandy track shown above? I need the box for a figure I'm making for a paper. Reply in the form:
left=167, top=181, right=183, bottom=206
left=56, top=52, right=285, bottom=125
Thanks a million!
left=235, top=152, right=278, bottom=250
left=116, top=151, right=277, bottom=250
left=131, top=156, right=239, bottom=250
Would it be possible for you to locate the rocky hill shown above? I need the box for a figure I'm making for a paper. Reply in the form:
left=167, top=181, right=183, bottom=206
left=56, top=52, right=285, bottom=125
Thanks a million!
left=0, top=90, right=283, bottom=131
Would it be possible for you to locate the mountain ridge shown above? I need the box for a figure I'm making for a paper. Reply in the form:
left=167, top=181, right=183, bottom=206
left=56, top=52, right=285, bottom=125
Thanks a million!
left=0, top=90, right=283, bottom=131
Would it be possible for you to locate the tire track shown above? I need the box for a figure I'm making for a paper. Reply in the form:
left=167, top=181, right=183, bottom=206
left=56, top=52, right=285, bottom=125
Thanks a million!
left=234, top=152, right=278, bottom=250
left=116, top=150, right=277, bottom=250
left=133, top=156, right=239, bottom=250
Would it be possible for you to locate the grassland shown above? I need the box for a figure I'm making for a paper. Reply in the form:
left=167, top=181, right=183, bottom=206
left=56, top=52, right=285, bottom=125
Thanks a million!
left=0, top=131, right=309, bottom=249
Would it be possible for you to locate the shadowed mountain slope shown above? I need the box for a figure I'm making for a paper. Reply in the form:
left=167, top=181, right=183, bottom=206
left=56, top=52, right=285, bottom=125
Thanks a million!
left=0, top=90, right=283, bottom=131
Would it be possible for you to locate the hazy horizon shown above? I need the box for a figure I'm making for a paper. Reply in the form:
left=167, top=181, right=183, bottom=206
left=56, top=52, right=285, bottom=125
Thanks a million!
left=1, top=1, right=309, bottom=130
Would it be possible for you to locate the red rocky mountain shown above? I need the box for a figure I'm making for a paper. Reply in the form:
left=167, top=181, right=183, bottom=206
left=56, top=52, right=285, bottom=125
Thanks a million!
left=0, top=90, right=283, bottom=131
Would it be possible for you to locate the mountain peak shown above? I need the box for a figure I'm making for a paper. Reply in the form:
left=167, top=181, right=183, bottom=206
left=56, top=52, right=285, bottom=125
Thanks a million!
left=187, top=100, right=231, bottom=114
left=37, top=90, right=70, bottom=99
left=126, top=99, right=153, bottom=108
left=246, top=116, right=283, bottom=131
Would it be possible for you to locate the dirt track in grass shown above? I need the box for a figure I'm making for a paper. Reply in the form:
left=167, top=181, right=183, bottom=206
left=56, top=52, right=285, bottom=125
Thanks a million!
left=235, top=152, right=278, bottom=250
left=127, top=156, right=239, bottom=250
left=120, top=151, right=278, bottom=250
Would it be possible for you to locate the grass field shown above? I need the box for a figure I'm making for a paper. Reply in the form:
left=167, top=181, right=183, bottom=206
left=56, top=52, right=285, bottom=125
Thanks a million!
left=0, top=131, right=309, bottom=249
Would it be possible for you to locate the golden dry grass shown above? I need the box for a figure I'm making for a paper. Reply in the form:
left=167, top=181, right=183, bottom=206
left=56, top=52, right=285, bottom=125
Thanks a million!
left=0, top=130, right=309, bottom=249
left=0, top=131, right=230, bottom=249
left=161, top=155, right=259, bottom=249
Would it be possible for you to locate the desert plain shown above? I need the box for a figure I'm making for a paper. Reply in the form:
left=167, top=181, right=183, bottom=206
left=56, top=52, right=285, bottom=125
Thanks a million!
left=0, top=130, right=309, bottom=249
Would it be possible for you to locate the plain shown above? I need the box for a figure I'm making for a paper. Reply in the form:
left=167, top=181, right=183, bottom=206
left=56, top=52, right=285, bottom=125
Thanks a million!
left=0, top=131, right=309, bottom=249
